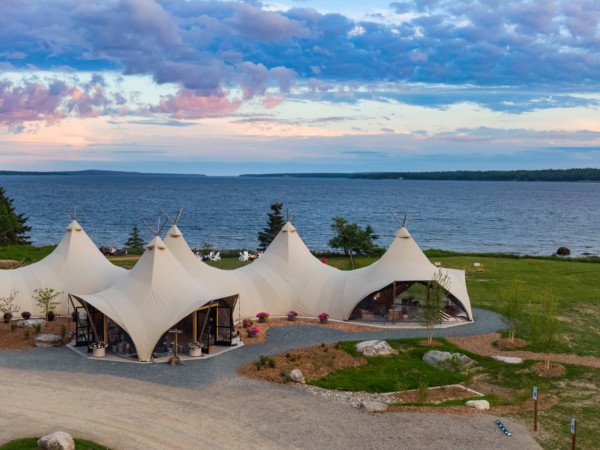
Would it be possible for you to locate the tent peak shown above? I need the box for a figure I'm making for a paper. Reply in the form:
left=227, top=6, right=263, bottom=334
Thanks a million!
left=166, top=224, right=183, bottom=238
left=146, top=235, right=167, bottom=251
left=394, top=227, right=411, bottom=239
left=282, top=221, right=296, bottom=233
left=66, top=220, right=83, bottom=232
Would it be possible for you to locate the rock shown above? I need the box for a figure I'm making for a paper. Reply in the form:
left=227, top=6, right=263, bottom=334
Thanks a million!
left=556, top=247, right=570, bottom=256
left=289, top=369, right=305, bottom=384
left=466, top=400, right=490, bottom=411
left=360, top=401, right=387, bottom=412
left=355, top=340, right=394, bottom=356
left=422, top=350, right=473, bottom=370
left=34, top=334, right=63, bottom=347
left=37, top=431, right=75, bottom=450
left=17, top=319, right=46, bottom=328
left=493, top=356, right=523, bottom=364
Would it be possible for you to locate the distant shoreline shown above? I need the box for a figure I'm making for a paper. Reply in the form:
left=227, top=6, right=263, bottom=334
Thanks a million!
left=240, top=168, right=600, bottom=182
left=0, top=169, right=206, bottom=177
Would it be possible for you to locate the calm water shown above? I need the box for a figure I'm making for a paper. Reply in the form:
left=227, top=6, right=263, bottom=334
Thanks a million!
left=1, top=175, right=599, bottom=256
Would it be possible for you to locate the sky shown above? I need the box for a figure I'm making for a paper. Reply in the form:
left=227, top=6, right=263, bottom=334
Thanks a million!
left=1, top=0, right=600, bottom=175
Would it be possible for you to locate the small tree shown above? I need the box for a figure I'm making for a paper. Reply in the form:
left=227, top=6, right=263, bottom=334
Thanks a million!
left=124, top=225, right=144, bottom=250
left=328, top=217, right=378, bottom=269
left=258, top=202, right=285, bottom=250
left=0, top=185, right=31, bottom=246
left=500, top=277, right=526, bottom=342
left=33, top=287, right=63, bottom=320
left=530, top=288, right=561, bottom=370
left=419, top=269, right=451, bottom=344
left=0, top=289, right=19, bottom=331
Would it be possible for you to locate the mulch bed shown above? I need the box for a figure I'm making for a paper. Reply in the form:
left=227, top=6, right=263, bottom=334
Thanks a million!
left=0, top=317, right=74, bottom=350
left=418, top=339, right=443, bottom=347
left=237, top=342, right=366, bottom=382
left=534, top=361, right=566, bottom=377
left=393, top=386, right=476, bottom=403
left=496, top=338, right=527, bottom=349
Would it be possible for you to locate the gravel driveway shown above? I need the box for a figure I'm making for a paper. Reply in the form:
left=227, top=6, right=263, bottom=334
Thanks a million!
left=0, top=308, right=541, bottom=449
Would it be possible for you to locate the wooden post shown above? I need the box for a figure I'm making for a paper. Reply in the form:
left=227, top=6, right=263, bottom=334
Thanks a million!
left=533, top=386, right=538, bottom=431
left=392, top=282, right=396, bottom=325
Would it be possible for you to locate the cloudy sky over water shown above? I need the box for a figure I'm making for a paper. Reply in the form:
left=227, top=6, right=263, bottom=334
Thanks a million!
left=1, top=0, right=600, bottom=175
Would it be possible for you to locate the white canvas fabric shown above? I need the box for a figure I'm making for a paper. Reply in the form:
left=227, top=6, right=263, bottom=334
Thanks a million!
left=165, top=221, right=473, bottom=322
left=0, top=220, right=125, bottom=315
left=73, top=235, right=237, bottom=362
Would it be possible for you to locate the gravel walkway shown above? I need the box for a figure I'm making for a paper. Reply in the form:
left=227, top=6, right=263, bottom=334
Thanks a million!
left=0, top=308, right=541, bottom=449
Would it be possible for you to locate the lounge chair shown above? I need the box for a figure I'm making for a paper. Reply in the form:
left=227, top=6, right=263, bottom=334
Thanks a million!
left=239, top=251, right=249, bottom=261
left=212, top=251, right=221, bottom=261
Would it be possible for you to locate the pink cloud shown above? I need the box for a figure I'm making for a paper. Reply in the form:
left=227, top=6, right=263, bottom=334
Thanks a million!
left=263, top=92, right=285, bottom=109
left=0, top=81, right=65, bottom=126
left=150, top=89, right=241, bottom=119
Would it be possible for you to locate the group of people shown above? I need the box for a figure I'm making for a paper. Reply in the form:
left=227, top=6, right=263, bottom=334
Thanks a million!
left=99, top=246, right=126, bottom=256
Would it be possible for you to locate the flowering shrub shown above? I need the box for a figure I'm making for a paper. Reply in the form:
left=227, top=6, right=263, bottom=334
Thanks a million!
left=242, top=318, right=254, bottom=327
left=91, top=341, right=108, bottom=349
left=318, top=313, right=330, bottom=320
left=246, top=326, right=260, bottom=335
left=256, top=312, right=270, bottom=319
left=287, top=311, right=298, bottom=317
left=188, top=341, right=202, bottom=350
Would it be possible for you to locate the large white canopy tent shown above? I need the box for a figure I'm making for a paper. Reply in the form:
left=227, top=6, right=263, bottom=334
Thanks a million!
left=72, top=235, right=238, bottom=362
left=0, top=219, right=126, bottom=316
left=164, top=220, right=473, bottom=322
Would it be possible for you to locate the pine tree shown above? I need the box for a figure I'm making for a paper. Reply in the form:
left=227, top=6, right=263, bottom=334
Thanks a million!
left=124, top=225, right=145, bottom=250
left=0, top=185, right=31, bottom=246
left=328, top=217, right=378, bottom=269
left=257, top=202, right=285, bottom=250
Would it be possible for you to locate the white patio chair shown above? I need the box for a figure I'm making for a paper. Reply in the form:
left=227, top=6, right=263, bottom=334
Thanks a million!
left=212, top=251, right=221, bottom=261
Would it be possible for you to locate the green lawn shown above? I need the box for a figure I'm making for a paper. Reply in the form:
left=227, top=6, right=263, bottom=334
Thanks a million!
left=308, top=337, right=600, bottom=450
left=0, top=437, right=109, bottom=449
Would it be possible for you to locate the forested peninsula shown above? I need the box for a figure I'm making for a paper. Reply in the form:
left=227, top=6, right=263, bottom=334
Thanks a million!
left=240, top=168, right=600, bottom=182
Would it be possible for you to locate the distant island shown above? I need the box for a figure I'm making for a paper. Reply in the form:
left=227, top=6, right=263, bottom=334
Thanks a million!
left=240, top=168, right=600, bottom=182
left=0, top=170, right=206, bottom=177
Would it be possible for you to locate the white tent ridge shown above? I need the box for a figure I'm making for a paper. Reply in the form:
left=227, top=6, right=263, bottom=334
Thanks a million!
left=0, top=220, right=126, bottom=315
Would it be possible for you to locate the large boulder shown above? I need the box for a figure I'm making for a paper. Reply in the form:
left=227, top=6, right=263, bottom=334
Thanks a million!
left=466, top=400, right=490, bottom=411
left=423, top=350, right=473, bottom=370
left=37, top=431, right=75, bottom=450
left=17, top=319, right=47, bottom=328
left=556, top=247, right=570, bottom=256
left=34, top=334, right=62, bottom=347
left=355, top=340, right=394, bottom=356
left=289, top=369, right=305, bottom=384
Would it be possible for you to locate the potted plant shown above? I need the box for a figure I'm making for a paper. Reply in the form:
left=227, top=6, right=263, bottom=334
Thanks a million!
left=3, top=312, right=12, bottom=324
left=188, top=341, right=203, bottom=357
left=287, top=311, right=298, bottom=321
left=91, top=341, right=108, bottom=358
left=242, top=318, right=254, bottom=328
left=47, top=311, right=56, bottom=321
left=318, top=313, right=330, bottom=324
left=256, top=312, right=270, bottom=323
left=246, top=326, right=260, bottom=338
left=21, top=311, right=31, bottom=320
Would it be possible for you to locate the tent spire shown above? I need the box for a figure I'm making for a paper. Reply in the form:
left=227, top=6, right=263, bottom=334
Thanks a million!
left=162, top=209, right=182, bottom=225
left=140, top=217, right=168, bottom=237
left=63, top=205, right=87, bottom=220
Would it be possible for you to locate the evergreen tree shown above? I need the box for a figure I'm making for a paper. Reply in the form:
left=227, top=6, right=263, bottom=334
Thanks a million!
left=328, top=217, right=378, bottom=269
left=258, top=202, right=285, bottom=250
left=124, top=225, right=145, bottom=250
left=0, top=185, right=31, bottom=246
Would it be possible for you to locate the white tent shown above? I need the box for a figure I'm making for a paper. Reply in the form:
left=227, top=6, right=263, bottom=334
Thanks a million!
left=165, top=221, right=473, bottom=322
left=0, top=220, right=126, bottom=316
left=72, top=235, right=237, bottom=362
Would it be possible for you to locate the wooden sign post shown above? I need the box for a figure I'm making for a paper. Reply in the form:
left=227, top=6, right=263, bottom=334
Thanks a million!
left=168, top=329, right=184, bottom=365
left=571, top=418, right=576, bottom=450
left=533, top=386, right=538, bottom=431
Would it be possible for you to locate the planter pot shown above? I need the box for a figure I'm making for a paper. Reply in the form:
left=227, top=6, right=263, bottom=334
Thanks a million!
left=70, top=338, right=76, bottom=346
left=189, top=347, right=202, bottom=357
left=93, top=347, right=106, bottom=358
left=320, top=319, right=328, bottom=324
left=402, top=314, right=409, bottom=321
left=258, top=317, right=267, bottom=323
left=287, top=315, right=296, bottom=321
left=247, top=331, right=257, bottom=338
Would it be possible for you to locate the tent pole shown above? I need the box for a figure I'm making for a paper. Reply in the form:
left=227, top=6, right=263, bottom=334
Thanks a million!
left=392, top=282, right=396, bottom=325
left=80, top=299, right=100, bottom=345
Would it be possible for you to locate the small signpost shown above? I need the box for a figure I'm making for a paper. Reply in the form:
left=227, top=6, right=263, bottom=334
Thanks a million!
left=571, top=418, right=576, bottom=450
left=168, top=329, right=184, bottom=366
left=533, top=386, right=538, bottom=431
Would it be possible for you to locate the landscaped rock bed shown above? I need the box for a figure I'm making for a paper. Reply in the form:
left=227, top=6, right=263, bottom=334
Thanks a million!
left=0, top=317, right=73, bottom=350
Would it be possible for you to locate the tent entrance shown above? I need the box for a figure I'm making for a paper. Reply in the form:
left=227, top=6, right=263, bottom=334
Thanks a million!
left=349, top=281, right=469, bottom=324
left=194, top=299, right=235, bottom=354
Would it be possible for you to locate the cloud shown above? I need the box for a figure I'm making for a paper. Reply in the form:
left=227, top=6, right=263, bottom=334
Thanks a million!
left=148, top=88, right=241, bottom=119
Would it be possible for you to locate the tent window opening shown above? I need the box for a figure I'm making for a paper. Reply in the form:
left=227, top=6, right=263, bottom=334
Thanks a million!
left=106, top=316, right=138, bottom=360
left=151, top=314, right=194, bottom=360
left=74, top=303, right=106, bottom=350
left=194, top=300, right=235, bottom=354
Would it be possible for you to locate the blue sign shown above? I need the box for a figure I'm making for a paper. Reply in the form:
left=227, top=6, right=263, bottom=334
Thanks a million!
left=571, top=418, right=575, bottom=434
left=533, top=386, right=537, bottom=400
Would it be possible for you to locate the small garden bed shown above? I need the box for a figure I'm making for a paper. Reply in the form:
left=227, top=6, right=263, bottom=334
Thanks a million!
left=0, top=317, right=73, bottom=350
left=0, top=437, right=109, bottom=450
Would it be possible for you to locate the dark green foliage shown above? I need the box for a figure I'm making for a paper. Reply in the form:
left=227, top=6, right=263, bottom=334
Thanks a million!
left=328, top=217, right=378, bottom=269
left=257, top=202, right=285, bottom=250
left=0, top=437, right=111, bottom=449
left=124, top=225, right=144, bottom=250
left=0, top=185, right=31, bottom=246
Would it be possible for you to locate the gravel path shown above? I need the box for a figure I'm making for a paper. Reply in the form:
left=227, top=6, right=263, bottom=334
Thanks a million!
left=0, top=308, right=541, bottom=449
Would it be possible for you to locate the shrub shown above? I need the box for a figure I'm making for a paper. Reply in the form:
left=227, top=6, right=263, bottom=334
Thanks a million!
left=3, top=312, right=12, bottom=323
left=60, top=324, right=67, bottom=339
left=418, top=379, right=430, bottom=402
left=10, top=323, right=17, bottom=332
left=47, top=311, right=56, bottom=321
left=24, top=330, right=30, bottom=339
left=35, top=324, right=41, bottom=334
left=267, top=357, right=276, bottom=368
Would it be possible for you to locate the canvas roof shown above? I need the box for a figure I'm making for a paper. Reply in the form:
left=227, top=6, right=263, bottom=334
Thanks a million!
left=0, top=220, right=125, bottom=315
left=73, top=235, right=237, bottom=362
